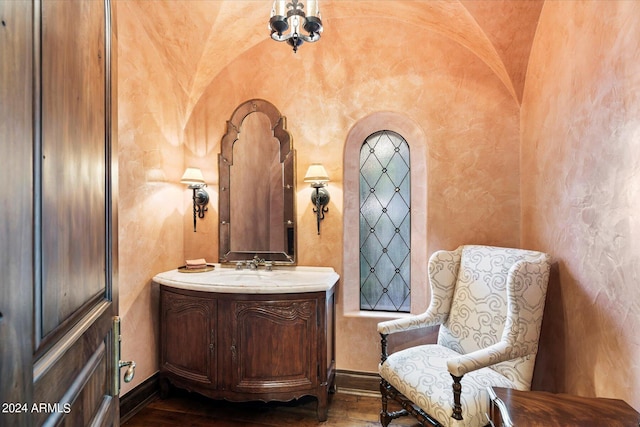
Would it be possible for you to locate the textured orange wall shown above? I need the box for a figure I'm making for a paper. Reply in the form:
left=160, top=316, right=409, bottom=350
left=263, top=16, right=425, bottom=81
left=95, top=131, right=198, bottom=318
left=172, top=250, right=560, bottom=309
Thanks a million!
left=183, top=15, right=521, bottom=372
left=117, top=0, right=527, bottom=394
left=117, top=2, right=187, bottom=394
left=116, top=0, right=640, bottom=409
left=522, top=0, right=640, bottom=410
left=115, top=0, right=574, bottom=397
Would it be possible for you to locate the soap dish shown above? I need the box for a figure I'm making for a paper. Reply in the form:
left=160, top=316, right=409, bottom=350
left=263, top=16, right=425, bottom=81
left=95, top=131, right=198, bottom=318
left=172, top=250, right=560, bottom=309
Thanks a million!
left=177, top=264, right=215, bottom=273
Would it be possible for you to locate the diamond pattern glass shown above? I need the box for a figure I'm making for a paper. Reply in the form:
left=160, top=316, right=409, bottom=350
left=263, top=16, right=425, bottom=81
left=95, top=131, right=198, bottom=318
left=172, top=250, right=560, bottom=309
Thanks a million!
left=359, top=131, right=410, bottom=312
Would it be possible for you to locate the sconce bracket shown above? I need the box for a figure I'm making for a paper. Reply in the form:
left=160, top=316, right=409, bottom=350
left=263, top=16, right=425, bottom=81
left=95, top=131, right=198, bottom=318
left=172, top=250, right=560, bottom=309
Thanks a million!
left=188, top=185, right=209, bottom=231
left=311, top=185, right=329, bottom=235
left=311, top=186, right=330, bottom=208
left=194, top=188, right=209, bottom=218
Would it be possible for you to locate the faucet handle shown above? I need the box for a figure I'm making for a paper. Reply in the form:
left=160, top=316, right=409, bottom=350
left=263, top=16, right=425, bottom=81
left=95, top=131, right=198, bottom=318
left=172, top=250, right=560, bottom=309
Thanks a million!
left=235, top=261, right=244, bottom=270
left=264, top=261, right=273, bottom=271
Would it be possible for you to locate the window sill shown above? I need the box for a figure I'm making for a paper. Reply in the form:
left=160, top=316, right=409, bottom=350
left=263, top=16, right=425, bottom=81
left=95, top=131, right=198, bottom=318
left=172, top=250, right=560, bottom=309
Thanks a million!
left=343, top=310, right=414, bottom=320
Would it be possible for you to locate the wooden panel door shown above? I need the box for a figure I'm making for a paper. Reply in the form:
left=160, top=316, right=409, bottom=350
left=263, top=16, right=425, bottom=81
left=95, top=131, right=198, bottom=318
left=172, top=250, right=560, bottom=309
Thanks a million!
left=0, top=0, right=120, bottom=426
left=34, top=0, right=119, bottom=425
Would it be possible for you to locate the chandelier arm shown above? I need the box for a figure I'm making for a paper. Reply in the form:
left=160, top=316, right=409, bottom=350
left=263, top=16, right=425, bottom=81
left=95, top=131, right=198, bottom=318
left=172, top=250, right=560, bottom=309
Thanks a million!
left=299, top=33, right=320, bottom=43
left=271, top=32, right=292, bottom=42
left=271, top=30, right=321, bottom=43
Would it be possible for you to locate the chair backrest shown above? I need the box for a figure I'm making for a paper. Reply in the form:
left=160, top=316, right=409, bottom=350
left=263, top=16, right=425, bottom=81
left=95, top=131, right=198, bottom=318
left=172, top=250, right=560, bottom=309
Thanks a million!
left=437, top=245, right=550, bottom=389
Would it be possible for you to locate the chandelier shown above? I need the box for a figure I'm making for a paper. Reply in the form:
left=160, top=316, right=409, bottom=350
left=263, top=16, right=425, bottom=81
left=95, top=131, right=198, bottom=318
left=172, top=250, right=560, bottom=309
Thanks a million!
left=269, top=0, right=323, bottom=53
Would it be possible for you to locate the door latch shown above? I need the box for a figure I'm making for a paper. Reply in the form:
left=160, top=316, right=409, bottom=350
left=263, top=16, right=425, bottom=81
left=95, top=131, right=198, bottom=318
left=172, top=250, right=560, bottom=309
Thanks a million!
left=119, top=360, right=136, bottom=383
left=113, top=316, right=136, bottom=395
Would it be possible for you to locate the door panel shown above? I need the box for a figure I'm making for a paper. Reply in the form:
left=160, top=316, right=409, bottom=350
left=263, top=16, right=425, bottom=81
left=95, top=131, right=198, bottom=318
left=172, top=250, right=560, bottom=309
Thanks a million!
left=34, top=0, right=118, bottom=425
left=0, top=1, right=35, bottom=426
left=0, top=0, right=119, bottom=425
left=40, top=0, right=107, bottom=339
left=33, top=306, right=116, bottom=426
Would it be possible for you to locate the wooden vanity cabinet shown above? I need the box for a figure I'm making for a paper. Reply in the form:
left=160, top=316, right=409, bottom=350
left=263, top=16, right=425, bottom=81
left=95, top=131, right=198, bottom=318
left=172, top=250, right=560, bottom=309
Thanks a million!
left=159, top=284, right=336, bottom=421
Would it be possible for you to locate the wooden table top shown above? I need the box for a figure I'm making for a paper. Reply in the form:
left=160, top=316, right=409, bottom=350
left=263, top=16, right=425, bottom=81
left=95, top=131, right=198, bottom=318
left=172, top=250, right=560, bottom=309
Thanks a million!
left=489, top=387, right=640, bottom=427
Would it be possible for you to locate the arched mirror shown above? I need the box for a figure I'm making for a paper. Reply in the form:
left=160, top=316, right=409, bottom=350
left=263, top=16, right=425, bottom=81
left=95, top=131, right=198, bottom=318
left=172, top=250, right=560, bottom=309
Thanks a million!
left=219, top=99, right=296, bottom=264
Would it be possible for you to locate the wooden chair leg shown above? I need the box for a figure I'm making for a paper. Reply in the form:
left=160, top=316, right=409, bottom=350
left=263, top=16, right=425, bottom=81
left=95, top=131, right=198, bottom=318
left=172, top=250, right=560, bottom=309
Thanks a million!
left=380, top=333, right=393, bottom=427
left=451, top=373, right=463, bottom=420
left=380, top=379, right=392, bottom=427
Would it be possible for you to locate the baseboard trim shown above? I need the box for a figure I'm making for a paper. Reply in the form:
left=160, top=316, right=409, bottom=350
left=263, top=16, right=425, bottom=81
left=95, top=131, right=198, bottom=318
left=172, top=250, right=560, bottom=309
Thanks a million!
left=118, top=370, right=380, bottom=422
left=119, top=373, right=158, bottom=424
left=335, top=370, right=381, bottom=397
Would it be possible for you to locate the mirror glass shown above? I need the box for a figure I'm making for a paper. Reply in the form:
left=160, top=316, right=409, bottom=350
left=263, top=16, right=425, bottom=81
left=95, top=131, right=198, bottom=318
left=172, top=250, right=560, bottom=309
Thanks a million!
left=219, top=99, right=295, bottom=264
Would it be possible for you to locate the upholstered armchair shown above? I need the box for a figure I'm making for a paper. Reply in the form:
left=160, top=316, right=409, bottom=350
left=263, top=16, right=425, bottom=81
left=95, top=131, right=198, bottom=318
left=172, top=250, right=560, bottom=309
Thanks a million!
left=377, top=245, right=551, bottom=427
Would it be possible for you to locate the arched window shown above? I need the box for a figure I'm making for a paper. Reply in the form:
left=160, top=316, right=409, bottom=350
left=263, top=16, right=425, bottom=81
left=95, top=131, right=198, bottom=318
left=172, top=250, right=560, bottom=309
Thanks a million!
left=343, top=112, right=427, bottom=317
left=359, top=131, right=411, bottom=312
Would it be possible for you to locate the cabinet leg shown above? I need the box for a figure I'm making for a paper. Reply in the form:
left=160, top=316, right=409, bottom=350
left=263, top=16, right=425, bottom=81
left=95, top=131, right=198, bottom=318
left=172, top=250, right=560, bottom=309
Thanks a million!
left=317, top=393, right=329, bottom=422
left=158, top=377, right=172, bottom=399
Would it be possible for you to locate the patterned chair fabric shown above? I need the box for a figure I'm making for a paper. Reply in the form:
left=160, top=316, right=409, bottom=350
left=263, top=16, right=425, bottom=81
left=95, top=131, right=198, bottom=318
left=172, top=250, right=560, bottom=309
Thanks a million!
left=378, top=245, right=551, bottom=427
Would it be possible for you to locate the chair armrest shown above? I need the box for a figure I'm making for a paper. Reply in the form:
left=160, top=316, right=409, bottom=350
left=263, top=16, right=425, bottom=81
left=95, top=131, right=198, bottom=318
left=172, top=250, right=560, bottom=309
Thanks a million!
left=377, top=311, right=443, bottom=335
left=446, top=339, right=536, bottom=377
left=446, top=342, right=512, bottom=377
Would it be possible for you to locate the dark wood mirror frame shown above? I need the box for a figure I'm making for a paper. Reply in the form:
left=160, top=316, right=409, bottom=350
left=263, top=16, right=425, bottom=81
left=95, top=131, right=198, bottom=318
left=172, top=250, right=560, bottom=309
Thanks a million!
left=219, top=99, right=296, bottom=265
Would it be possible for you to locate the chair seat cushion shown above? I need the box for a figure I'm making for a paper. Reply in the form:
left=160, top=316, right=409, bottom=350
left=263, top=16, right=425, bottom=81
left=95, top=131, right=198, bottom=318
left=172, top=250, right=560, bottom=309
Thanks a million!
left=379, top=344, right=517, bottom=427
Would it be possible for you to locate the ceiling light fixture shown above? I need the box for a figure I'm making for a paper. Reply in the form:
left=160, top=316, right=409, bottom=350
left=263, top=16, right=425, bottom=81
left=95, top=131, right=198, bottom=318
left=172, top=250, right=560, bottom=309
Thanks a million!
left=269, top=0, right=323, bottom=53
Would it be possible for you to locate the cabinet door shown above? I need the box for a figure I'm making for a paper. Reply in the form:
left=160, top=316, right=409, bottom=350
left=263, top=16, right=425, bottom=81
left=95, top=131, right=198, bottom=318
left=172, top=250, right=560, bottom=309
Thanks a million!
left=231, top=298, right=318, bottom=393
left=161, top=290, right=216, bottom=386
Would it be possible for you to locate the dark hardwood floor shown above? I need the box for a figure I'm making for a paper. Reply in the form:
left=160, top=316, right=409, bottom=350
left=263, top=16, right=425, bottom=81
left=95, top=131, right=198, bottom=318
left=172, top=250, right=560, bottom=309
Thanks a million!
left=122, top=389, right=421, bottom=427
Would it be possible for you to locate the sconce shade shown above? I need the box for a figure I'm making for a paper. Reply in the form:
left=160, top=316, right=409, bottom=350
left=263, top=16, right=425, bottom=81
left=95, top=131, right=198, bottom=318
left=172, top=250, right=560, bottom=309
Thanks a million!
left=304, top=163, right=330, bottom=184
left=181, top=167, right=206, bottom=186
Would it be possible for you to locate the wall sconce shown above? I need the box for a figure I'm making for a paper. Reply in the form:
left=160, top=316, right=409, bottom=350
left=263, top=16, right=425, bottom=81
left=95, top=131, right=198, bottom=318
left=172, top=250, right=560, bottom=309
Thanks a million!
left=304, top=163, right=330, bottom=235
left=181, top=167, right=209, bottom=232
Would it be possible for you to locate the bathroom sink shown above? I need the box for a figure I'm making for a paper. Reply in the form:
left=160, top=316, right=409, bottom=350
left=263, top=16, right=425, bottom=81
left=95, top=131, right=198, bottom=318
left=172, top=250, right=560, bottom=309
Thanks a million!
left=212, top=270, right=281, bottom=285
left=154, top=264, right=339, bottom=294
left=215, top=269, right=284, bottom=280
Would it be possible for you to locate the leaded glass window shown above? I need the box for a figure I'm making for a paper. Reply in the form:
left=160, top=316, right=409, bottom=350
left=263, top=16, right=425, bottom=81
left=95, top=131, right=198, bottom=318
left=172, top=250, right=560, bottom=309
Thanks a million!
left=359, top=131, right=411, bottom=312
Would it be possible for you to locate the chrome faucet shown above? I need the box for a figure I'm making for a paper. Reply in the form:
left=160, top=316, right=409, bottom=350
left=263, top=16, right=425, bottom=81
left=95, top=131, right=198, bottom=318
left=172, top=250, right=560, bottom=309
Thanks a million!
left=249, top=255, right=265, bottom=270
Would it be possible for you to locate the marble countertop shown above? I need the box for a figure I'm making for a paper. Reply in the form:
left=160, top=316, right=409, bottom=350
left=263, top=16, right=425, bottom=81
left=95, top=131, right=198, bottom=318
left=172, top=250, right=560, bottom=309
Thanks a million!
left=153, top=264, right=339, bottom=294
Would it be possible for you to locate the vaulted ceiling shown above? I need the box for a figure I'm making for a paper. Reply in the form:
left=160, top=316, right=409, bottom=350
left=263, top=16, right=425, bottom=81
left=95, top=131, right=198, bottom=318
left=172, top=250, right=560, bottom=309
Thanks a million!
left=120, top=0, right=543, bottom=116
